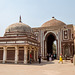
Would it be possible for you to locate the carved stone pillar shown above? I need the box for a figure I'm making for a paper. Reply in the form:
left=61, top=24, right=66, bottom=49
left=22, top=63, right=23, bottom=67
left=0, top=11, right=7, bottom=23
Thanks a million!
left=73, top=55, right=75, bottom=65
left=34, top=50, right=35, bottom=61
left=37, top=50, right=38, bottom=61
left=24, top=46, right=27, bottom=64
left=74, top=39, right=75, bottom=54
left=15, top=46, right=18, bottom=64
left=3, top=47, right=7, bottom=63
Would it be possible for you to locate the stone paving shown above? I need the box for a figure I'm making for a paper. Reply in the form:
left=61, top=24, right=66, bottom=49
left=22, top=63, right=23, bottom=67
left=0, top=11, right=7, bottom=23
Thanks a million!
left=0, top=60, right=75, bottom=75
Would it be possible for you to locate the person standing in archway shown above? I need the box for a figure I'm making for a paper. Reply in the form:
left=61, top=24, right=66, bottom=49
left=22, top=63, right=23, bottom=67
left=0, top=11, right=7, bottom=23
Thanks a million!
left=38, top=54, right=41, bottom=64
left=47, top=53, right=49, bottom=61
left=65, top=54, right=67, bottom=62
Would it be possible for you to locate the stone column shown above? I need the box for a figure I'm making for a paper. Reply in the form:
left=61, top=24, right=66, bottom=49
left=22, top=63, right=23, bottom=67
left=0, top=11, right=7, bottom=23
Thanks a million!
left=34, top=50, right=35, bottom=62
left=37, top=50, right=38, bottom=61
left=24, top=46, right=27, bottom=64
left=45, top=40, right=47, bottom=57
left=15, top=46, right=18, bottom=64
left=74, top=39, right=75, bottom=54
left=73, top=55, right=75, bottom=65
left=3, top=47, right=7, bottom=64
left=29, top=50, right=30, bottom=61
left=57, top=32, right=60, bottom=59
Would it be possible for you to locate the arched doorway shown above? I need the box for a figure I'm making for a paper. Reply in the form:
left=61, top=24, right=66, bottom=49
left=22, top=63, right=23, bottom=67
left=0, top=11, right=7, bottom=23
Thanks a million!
left=45, top=32, right=57, bottom=56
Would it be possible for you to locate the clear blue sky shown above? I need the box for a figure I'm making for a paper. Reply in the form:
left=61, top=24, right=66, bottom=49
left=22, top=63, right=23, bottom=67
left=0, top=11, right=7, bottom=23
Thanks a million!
left=0, top=0, right=75, bottom=36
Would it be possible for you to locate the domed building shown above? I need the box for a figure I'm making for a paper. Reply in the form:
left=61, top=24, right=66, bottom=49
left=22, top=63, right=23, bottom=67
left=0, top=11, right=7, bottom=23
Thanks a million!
left=0, top=16, right=74, bottom=64
left=0, top=16, right=40, bottom=64
left=32, top=17, right=74, bottom=59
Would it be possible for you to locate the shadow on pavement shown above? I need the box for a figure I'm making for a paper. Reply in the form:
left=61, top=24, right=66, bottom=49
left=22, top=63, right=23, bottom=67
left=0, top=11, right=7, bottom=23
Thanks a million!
left=27, top=60, right=55, bottom=66
left=0, top=60, right=55, bottom=66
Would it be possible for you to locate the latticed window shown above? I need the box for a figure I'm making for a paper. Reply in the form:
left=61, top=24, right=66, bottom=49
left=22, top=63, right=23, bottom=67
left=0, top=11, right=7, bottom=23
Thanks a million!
left=64, top=30, right=68, bottom=39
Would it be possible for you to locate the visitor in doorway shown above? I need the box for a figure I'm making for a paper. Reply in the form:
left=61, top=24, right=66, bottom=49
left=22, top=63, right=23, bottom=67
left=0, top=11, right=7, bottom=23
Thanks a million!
left=65, top=54, right=67, bottom=62
left=51, top=54, right=53, bottom=60
left=58, top=54, right=63, bottom=64
left=49, top=53, right=51, bottom=57
left=47, top=53, right=49, bottom=61
left=55, top=54, right=57, bottom=59
left=30, top=53, right=32, bottom=64
left=49, top=55, right=52, bottom=61
left=54, top=53, right=56, bottom=59
left=38, top=54, right=41, bottom=64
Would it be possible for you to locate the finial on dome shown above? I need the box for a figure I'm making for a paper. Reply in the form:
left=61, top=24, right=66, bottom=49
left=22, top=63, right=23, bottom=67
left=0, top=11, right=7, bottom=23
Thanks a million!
left=52, top=16, right=54, bottom=18
left=51, top=16, right=56, bottom=20
left=19, top=15, right=22, bottom=23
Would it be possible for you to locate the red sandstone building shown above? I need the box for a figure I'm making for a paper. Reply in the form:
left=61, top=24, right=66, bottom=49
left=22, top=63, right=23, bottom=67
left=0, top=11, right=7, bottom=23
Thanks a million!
left=32, top=17, right=74, bottom=59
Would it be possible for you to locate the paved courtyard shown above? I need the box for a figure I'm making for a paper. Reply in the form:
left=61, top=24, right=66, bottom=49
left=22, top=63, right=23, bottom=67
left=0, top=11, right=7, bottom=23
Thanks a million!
left=0, top=60, right=75, bottom=75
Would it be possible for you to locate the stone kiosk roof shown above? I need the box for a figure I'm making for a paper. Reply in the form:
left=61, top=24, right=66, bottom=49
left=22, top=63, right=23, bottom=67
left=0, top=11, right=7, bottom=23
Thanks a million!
left=0, top=16, right=40, bottom=47
left=0, top=16, right=39, bottom=64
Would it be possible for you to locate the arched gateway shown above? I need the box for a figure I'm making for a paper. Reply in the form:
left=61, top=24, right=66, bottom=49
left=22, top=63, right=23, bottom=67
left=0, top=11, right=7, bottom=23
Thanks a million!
left=45, top=32, right=57, bottom=55
left=43, top=31, right=58, bottom=59
left=32, top=17, right=74, bottom=59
